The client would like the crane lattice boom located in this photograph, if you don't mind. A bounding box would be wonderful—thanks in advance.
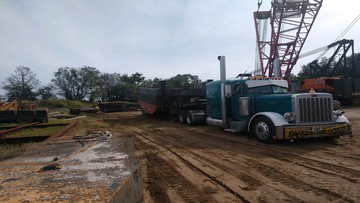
[254,0,323,79]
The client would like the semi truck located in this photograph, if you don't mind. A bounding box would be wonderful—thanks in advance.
[138,56,352,143]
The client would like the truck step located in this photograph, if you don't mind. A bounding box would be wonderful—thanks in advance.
[224,128,241,133]
[224,121,247,133]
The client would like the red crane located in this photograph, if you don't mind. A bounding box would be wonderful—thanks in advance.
[254,0,323,79]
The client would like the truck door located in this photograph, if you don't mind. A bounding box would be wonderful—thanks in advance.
[230,83,250,121]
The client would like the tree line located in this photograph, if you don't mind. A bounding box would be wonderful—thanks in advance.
[1,53,359,102]
[297,53,360,81]
[1,66,204,102]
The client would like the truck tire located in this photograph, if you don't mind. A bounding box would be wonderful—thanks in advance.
[179,110,186,124]
[251,116,275,143]
[186,111,194,125]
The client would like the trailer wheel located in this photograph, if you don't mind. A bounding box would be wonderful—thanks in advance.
[186,111,194,125]
[251,116,275,143]
[179,110,186,123]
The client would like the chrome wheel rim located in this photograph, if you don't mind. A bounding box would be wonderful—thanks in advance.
[255,121,269,140]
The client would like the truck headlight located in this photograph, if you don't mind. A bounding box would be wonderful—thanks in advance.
[333,110,345,118]
[284,112,295,122]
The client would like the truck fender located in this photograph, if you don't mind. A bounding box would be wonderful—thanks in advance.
[335,115,350,124]
[248,112,288,132]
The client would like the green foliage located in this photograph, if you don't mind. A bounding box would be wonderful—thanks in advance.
[108,83,137,102]
[2,64,204,103]
[99,72,144,102]
[52,66,101,101]
[138,74,204,89]
[166,74,203,88]
[298,53,360,80]
[37,85,56,100]
[141,77,162,87]
[51,68,145,102]
[121,72,145,86]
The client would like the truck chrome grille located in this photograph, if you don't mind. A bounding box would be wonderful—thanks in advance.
[294,94,334,125]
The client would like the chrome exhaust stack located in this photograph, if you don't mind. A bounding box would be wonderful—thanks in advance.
[218,56,227,128]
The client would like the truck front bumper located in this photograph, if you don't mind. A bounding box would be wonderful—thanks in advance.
[276,123,352,140]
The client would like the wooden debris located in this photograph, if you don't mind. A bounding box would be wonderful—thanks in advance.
[45,121,79,141]
[0,122,39,137]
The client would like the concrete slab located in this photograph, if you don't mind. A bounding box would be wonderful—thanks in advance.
[0,134,142,202]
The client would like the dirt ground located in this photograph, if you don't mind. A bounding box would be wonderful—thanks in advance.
[91,106,360,203]
[2,106,359,203]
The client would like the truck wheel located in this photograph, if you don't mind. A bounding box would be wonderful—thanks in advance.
[179,110,186,123]
[186,111,194,125]
[251,116,275,143]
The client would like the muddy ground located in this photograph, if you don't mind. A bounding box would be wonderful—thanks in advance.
[2,107,359,203]
[93,106,359,203]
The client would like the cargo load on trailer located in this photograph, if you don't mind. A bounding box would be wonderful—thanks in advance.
[138,80,206,119]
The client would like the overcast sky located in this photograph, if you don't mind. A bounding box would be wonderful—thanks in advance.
[0,0,359,90]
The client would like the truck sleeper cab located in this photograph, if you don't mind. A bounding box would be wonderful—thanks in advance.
[205,78,352,143]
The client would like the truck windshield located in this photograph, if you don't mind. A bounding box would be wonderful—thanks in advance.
[272,86,288,94]
[249,85,288,94]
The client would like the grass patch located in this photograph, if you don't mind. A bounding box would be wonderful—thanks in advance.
[0,123,18,128]
[5,126,64,138]
[0,119,71,129]
[36,99,97,110]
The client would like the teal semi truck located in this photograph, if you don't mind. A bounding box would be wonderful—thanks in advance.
[138,56,352,143]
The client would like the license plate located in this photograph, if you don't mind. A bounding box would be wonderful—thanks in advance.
[311,126,322,132]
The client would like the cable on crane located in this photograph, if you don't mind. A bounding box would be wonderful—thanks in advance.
[334,13,360,42]
[257,0,262,11]
[299,13,360,60]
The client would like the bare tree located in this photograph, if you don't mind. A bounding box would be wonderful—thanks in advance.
[2,66,40,102]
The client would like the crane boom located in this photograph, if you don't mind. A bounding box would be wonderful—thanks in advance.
[254,0,323,79]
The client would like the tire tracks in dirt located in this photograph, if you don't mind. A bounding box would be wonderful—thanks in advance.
[184,127,360,180]
[111,113,359,202]
[180,127,360,202]
[131,124,357,202]
[132,127,244,202]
